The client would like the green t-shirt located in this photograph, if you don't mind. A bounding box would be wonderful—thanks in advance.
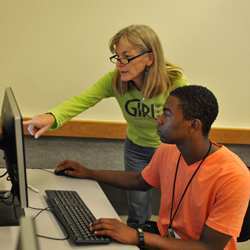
[49,70,187,148]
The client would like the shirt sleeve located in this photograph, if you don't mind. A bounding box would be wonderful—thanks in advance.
[48,71,115,129]
[206,168,250,237]
[141,145,165,188]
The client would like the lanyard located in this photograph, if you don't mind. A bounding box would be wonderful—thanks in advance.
[168,142,212,237]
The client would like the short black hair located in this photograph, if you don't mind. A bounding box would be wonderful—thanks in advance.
[170,85,219,136]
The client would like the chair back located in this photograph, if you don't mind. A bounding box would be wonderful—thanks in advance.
[237,201,250,242]
[237,165,250,242]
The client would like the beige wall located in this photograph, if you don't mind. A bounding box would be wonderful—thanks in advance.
[0,0,249,129]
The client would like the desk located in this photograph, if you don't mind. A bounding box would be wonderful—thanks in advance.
[0,169,137,250]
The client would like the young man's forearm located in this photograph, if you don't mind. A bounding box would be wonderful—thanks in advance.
[85,169,146,190]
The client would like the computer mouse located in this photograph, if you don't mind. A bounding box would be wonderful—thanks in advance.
[54,168,72,176]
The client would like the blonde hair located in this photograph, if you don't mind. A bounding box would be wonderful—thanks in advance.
[109,25,183,98]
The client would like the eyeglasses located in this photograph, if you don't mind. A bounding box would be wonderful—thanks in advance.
[109,50,152,65]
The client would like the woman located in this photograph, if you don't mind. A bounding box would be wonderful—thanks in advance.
[25,24,187,228]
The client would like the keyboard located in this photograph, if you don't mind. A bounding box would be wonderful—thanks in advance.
[45,190,111,245]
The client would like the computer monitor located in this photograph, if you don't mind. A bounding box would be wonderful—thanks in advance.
[16,216,40,250]
[0,87,28,226]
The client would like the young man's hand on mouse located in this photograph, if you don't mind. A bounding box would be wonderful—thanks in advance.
[55,160,92,178]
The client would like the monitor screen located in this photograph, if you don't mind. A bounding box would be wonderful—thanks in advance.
[0,87,28,226]
[16,216,40,250]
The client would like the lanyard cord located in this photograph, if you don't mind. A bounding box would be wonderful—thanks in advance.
[169,141,212,229]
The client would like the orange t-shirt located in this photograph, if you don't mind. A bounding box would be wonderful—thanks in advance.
[142,143,250,250]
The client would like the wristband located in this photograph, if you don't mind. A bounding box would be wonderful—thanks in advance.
[137,227,145,249]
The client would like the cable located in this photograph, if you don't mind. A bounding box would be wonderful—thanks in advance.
[32,207,49,220]
[29,206,50,211]
[27,169,69,241]
[0,170,7,178]
[37,168,54,174]
[28,185,39,193]
[36,233,69,241]
[31,206,69,241]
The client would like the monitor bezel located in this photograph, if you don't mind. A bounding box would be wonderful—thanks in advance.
[12,89,28,208]
[0,87,28,210]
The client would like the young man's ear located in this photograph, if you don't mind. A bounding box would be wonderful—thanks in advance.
[191,119,202,131]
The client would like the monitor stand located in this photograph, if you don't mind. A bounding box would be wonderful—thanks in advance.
[0,191,24,226]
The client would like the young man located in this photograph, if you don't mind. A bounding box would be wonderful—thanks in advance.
[55,85,250,250]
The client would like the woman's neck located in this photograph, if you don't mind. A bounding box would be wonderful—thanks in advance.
[131,75,144,90]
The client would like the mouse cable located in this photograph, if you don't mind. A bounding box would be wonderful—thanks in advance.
[37,168,54,174]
